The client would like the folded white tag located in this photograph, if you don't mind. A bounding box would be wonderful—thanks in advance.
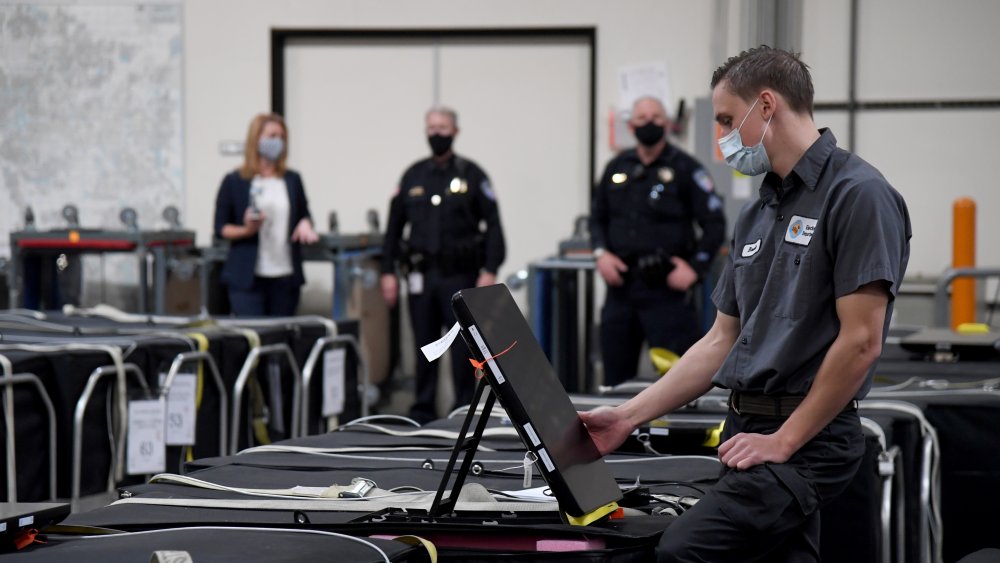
[420,321,461,362]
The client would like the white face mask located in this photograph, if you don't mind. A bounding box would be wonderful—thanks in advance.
[258,137,285,162]
[717,97,772,176]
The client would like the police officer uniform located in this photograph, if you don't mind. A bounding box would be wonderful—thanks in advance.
[382,154,505,422]
[658,129,911,562]
[591,145,726,386]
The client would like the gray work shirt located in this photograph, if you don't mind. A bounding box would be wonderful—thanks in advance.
[711,129,911,398]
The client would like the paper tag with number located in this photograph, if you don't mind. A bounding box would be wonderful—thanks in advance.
[407,271,424,295]
[322,348,346,417]
[158,373,197,446]
[127,398,166,475]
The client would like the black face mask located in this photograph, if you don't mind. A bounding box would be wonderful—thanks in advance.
[428,134,454,156]
[634,121,665,147]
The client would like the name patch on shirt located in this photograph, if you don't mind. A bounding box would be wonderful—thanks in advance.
[785,215,817,246]
[741,238,761,258]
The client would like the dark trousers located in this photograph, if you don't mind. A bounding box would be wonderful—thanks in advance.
[600,276,698,386]
[657,409,865,562]
[407,269,478,423]
[228,275,301,317]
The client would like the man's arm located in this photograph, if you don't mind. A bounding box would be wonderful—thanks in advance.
[581,310,740,455]
[718,280,890,469]
[474,171,506,275]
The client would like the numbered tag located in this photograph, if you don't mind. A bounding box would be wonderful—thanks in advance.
[127,398,166,475]
[322,348,346,417]
[407,271,424,295]
[159,373,197,446]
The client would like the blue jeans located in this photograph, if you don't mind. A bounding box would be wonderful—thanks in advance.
[228,275,301,317]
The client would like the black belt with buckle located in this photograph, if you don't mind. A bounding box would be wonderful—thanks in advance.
[728,392,859,417]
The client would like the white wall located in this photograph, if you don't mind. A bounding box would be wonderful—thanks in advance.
[183,0,720,314]
[802,0,1000,279]
[1,0,984,310]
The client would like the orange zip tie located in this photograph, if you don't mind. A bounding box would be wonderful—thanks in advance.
[469,340,517,380]
[14,529,43,550]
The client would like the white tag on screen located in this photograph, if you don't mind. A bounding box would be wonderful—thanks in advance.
[468,325,506,384]
[420,321,461,362]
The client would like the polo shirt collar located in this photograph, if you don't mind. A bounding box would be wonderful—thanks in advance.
[758,128,836,207]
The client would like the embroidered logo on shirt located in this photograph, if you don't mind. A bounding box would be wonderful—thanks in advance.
[785,215,818,246]
[741,239,761,258]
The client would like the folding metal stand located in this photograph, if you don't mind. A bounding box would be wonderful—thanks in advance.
[429,377,497,517]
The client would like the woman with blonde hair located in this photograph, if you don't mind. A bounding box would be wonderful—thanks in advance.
[213,113,318,316]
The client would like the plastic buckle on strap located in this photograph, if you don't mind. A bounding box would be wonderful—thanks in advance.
[727,392,741,415]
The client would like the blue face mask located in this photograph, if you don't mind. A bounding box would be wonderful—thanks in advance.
[717,97,772,176]
[258,137,285,162]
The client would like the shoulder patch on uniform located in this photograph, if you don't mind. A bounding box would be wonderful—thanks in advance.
[481,179,496,201]
[693,168,715,193]
[708,194,722,211]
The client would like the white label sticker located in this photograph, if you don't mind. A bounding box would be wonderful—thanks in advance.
[741,238,761,258]
[18,516,33,528]
[127,398,166,475]
[785,215,818,246]
[322,348,346,417]
[0,523,6,533]
[407,271,424,295]
[468,325,505,384]
[159,373,197,446]
[523,422,541,447]
[420,322,460,362]
[537,447,555,472]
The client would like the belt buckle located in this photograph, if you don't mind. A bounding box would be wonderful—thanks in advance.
[728,392,742,415]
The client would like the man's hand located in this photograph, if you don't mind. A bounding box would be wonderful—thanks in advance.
[718,432,794,470]
[667,257,698,291]
[476,272,497,287]
[596,251,628,286]
[291,218,319,244]
[380,274,399,308]
[578,406,633,456]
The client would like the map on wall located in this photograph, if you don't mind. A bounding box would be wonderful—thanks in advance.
[0,2,183,276]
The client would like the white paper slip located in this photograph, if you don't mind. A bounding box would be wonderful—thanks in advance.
[322,348,346,417]
[159,372,197,446]
[127,398,166,475]
[420,321,461,362]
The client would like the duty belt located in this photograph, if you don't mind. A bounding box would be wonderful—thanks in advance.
[727,392,859,417]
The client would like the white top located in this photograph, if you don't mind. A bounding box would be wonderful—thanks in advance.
[251,175,293,277]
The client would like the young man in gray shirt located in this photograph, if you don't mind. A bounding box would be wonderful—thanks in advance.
[581,46,911,562]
